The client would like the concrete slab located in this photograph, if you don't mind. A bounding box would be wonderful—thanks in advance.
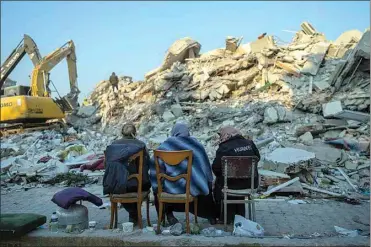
[333,110,370,123]
[322,101,343,118]
[264,148,315,174]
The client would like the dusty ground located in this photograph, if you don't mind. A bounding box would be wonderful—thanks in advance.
[1,184,370,246]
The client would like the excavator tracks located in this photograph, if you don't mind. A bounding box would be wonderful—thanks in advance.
[0,120,66,138]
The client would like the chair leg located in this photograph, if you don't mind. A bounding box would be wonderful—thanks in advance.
[224,200,227,232]
[194,197,198,224]
[252,199,256,222]
[185,202,190,234]
[157,201,163,234]
[137,200,143,229]
[247,196,252,220]
[146,196,151,227]
[220,200,223,220]
[114,202,118,229]
[110,201,114,229]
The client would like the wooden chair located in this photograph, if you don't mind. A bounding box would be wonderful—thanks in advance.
[109,150,151,229]
[221,156,258,231]
[153,150,197,234]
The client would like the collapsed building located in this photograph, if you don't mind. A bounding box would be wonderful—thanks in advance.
[1,22,370,199]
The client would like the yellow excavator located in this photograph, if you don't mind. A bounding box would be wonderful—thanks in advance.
[0,39,80,134]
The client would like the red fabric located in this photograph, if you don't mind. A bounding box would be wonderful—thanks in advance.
[80,157,105,172]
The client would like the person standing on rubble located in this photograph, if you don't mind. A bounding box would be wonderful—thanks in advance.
[149,122,218,225]
[212,126,260,224]
[109,72,119,93]
[103,123,151,226]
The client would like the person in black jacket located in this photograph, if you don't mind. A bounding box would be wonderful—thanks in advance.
[212,126,260,224]
[111,123,151,225]
[109,72,119,92]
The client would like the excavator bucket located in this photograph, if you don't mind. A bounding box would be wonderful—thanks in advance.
[54,94,79,112]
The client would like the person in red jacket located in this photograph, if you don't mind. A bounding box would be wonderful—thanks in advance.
[212,126,260,224]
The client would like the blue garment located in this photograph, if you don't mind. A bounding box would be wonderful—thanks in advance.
[103,142,146,195]
[149,136,213,197]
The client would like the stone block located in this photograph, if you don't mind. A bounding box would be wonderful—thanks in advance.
[264,148,315,174]
[322,101,343,118]
[263,107,278,124]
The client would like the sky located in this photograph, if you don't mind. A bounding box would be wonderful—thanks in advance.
[1,1,370,100]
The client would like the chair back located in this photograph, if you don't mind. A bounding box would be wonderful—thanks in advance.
[221,156,258,189]
[127,150,144,194]
[104,149,144,195]
[153,150,193,199]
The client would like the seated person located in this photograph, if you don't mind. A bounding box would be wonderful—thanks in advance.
[103,123,151,225]
[149,123,217,225]
[212,126,260,224]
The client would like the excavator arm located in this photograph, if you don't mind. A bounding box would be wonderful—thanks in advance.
[0,34,44,88]
[31,40,80,109]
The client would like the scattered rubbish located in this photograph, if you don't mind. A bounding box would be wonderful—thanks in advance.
[337,168,358,192]
[343,197,361,205]
[94,202,110,209]
[49,212,59,233]
[201,227,228,237]
[170,222,183,236]
[311,232,321,237]
[262,177,300,197]
[233,215,264,237]
[334,226,359,237]
[161,229,171,236]
[288,199,307,205]
[189,223,200,235]
[122,222,134,233]
[88,221,97,231]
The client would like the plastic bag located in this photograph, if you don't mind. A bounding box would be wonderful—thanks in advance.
[233,215,264,237]
[334,226,359,237]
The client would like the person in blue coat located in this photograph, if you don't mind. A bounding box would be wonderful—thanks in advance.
[149,123,217,225]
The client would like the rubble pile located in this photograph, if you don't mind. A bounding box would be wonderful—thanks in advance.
[1,22,370,199]
[86,23,369,122]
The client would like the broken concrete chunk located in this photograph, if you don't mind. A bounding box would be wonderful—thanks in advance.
[276,61,301,77]
[67,127,77,135]
[76,105,97,118]
[275,106,292,122]
[298,132,314,146]
[333,110,370,124]
[313,80,330,92]
[170,104,183,118]
[345,161,358,171]
[322,101,343,118]
[301,22,317,35]
[263,107,278,124]
[162,110,176,122]
[301,42,330,76]
[250,36,275,53]
[216,84,230,96]
[264,148,315,174]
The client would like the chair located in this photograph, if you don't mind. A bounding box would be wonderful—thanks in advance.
[221,156,258,231]
[109,150,151,229]
[153,150,198,234]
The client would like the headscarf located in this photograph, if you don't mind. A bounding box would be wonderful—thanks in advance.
[171,123,190,137]
[121,123,136,139]
[218,126,242,144]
